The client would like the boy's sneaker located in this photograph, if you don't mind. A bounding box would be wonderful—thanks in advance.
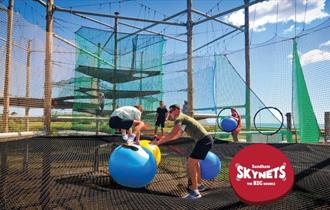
[127,134,136,143]
[182,191,202,199]
[188,184,207,192]
[126,140,134,145]
[122,135,128,141]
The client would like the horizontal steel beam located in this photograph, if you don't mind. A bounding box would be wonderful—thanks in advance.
[192,9,243,31]
[194,0,266,26]
[55,6,186,26]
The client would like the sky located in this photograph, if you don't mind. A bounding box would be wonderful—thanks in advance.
[0,0,330,124]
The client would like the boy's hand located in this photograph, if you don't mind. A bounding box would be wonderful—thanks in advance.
[150,140,159,145]
[143,123,150,130]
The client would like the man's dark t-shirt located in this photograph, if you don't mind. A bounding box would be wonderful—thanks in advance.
[156,107,168,123]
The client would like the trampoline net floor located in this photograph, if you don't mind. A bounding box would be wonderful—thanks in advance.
[0,136,329,210]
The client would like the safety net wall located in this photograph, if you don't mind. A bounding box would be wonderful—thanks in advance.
[0,3,86,134]
[0,136,329,209]
[0,2,165,134]
[0,4,46,133]
[211,18,330,143]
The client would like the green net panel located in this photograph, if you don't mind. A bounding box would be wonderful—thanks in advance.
[71,27,165,132]
[292,40,320,143]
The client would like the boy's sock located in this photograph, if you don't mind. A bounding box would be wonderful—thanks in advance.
[121,130,128,141]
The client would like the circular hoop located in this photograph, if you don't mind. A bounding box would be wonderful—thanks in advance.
[217,107,240,132]
[253,106,284,136]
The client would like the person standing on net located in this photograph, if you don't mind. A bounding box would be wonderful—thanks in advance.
[97,92,105,115]
[182,100,188,115]
[154,100,168,137]
[151,104,214,199]
[109,105,147,145]
[231,108,241,142]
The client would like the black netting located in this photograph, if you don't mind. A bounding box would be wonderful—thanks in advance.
[0,136,329,209]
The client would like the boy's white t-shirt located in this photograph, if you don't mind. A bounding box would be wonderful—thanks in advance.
[111,106,141,121]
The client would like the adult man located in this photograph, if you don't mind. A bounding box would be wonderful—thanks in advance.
[109,105,145,145]
[151,104,214,199]
[154,101,168,136]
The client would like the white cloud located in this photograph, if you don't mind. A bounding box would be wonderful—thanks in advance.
[224,0,329,32]
[283,25,295,34]
[300,49,330,66]
[320,40,330,48]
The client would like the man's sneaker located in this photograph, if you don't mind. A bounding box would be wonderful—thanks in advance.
[182,191,202,199]
[188,184,207,192]
[198,184,207,192]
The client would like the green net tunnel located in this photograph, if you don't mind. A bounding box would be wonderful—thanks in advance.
[64,27,166,132]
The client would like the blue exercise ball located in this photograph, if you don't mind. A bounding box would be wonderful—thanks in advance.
[220,117,238,132]
[109,144,157,188]
[200,151,221,180]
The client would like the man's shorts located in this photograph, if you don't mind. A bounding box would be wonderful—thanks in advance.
[190,135,214,160]
[109,116,133,130]
[155,119,165,128]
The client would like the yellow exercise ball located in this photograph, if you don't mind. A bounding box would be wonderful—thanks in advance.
[140,140,161,166]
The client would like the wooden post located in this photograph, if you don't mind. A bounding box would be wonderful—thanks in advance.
[187,0,194,117]
[25,40,32,131]
[113,12,119,110]
[44,0,54,135]
[285,112,292,130]
[2,0,14,132]
[325,112,330,142]
[244,0,251,141]
[285,112,293,143]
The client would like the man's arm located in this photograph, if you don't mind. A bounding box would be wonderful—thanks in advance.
[165,110,169,120]
[153,124,183,145]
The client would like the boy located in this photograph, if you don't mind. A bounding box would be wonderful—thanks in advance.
[109,105,145,145]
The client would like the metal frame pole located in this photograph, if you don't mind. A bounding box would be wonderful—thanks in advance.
[187,0,194,117]
[194,0,266,26]
[244,0,251,141]
[113,12,119,111]
[25,40,32,131]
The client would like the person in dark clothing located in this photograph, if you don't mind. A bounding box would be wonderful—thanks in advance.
[153,101,168,136]
[97,92,105,114]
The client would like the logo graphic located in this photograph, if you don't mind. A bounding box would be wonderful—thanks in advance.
[229,144,294,205]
